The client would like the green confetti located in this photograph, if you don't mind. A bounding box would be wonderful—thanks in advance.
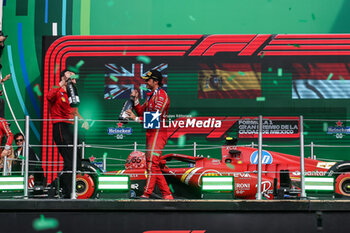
[260,52,265,58]
[189,15,196,21]
[238,71,245,76]
[256,97,266,102]
[188,110,199,117]
[168,140,175,145]
[103,152,108,159]
[109,75,118,82]
[226,163,235,169]
[228,75,235,81]
[293,44,300,48]
[168,184,175,193]
[90,120,95,128]
[67,66,79,73]
[273,80,278,85]
[166,23,172,28]
[18,155,25,160]
[76,60,85,68]
[323,122,328,132]
[304,123,310,129]
[327,73,333,80]
[268,67,273,72]
[107,0,114,6]
[57,231,62,233]
[140,86,148,91]
[32,215,59,231]
[53,85,59,88]
[178,135,186,148]
[303,132,309,135]
[311,13,316,21]
[339,75,345,82]
[289,7,292,11]
[136,56,151,64]
[123,50,126,55]
[33,85,42,97]
[70,75,79,80]
[277,68,283,77]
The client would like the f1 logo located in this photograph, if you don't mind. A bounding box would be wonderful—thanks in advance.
[143,111,161,129]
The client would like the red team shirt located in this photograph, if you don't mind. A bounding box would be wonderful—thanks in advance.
[47,87,77,124]
[0,117,13,152]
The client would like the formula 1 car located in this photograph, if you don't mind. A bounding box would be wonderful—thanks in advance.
[77,138,350,199]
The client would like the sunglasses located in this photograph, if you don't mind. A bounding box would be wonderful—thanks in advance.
[15,139,24,143]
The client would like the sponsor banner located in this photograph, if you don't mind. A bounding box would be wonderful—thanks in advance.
[107,127,133,135]
[165,116,299,139]
[238,117,299,138]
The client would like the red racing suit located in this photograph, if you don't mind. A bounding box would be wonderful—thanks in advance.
[0,117,13,153]
[134,88,172,197]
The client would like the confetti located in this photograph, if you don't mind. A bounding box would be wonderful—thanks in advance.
[33,84,42,97]
[107,0,114,6]
[166,23,172,28]
[238,71,245,76]
[268,67,273,72]
[303,132,309,135]
[304,123,310,129]
[140,86,148,91]
[53,85,59,88]
[123,50,126,55]
[260,52,265,58]
[67,66,79,73]
[228,75,235,81]
[323,122,328,132]
[189,15,196,21]
[256,97,266,102]
[327,73,333,80]
[188,110,199,117]
[226,163,235,169]
[90,120,95,128]
[32,215,59,231]
[103,152,108,159]
[293,44,300,48]
[277,68,283,77]
[168,184,175,193]
[311,13,316,21]
[178,135,186,148]
[109,75,118,82]
[70,75,79,79]
[18,155,26,160]
[76,60,85,68]
[273,80,278,85]
[289,7,292,11]
[168,140,174,145]
[339,75,345,82]
[136,56,151,64]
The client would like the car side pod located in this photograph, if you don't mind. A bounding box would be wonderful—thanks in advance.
[200,176,234,199]
[97,175,130,199]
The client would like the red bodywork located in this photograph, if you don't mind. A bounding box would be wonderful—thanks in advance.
[111,145,335,199]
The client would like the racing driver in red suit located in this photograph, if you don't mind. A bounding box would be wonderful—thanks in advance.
[126,69,173,200]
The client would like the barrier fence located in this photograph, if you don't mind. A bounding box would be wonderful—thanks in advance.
[0,115,349,200]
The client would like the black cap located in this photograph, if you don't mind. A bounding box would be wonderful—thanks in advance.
[141,70,163,86]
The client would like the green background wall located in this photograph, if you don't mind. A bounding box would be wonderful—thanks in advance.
[2,0,350,170]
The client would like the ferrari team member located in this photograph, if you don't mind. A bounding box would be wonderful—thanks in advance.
[0,117,13,165]
[126,69,173,200]
[47,69,89,198]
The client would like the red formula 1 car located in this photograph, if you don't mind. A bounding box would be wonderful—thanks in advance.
[83,138,350,199]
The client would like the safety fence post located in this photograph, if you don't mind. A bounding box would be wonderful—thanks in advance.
[71,116,79,199]
[24,115,30,199]
[256,115,263,200]
[300,115,306,198]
